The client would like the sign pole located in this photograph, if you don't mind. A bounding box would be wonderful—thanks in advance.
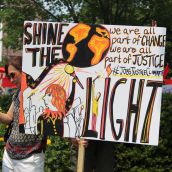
[77,139,85,172]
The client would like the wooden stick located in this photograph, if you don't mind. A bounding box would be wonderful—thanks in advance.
[77,139,85,172]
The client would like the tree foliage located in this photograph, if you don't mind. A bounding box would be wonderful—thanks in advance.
[0,0,51,49]
[45,136,74,172]
[1,0,172,65]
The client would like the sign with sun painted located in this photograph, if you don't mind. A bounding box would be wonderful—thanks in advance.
[20,21,166,145]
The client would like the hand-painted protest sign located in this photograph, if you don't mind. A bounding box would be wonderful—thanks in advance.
[20,21,166,145]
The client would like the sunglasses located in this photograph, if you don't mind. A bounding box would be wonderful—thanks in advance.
[7,72,17,79]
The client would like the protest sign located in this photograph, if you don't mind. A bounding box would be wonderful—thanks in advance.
[20,21,166,145]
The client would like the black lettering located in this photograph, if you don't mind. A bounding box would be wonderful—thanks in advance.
[24,23,32,45]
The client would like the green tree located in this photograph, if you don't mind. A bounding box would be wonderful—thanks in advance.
[45,137,74,172]
[1,0,172,65]
[0,0,52,49]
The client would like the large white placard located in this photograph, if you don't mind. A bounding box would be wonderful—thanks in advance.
[20,21,166,145]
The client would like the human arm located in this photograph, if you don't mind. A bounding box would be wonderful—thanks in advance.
[0,102,14,124]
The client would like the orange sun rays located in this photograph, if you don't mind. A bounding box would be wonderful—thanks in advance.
[29,64,71,97]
